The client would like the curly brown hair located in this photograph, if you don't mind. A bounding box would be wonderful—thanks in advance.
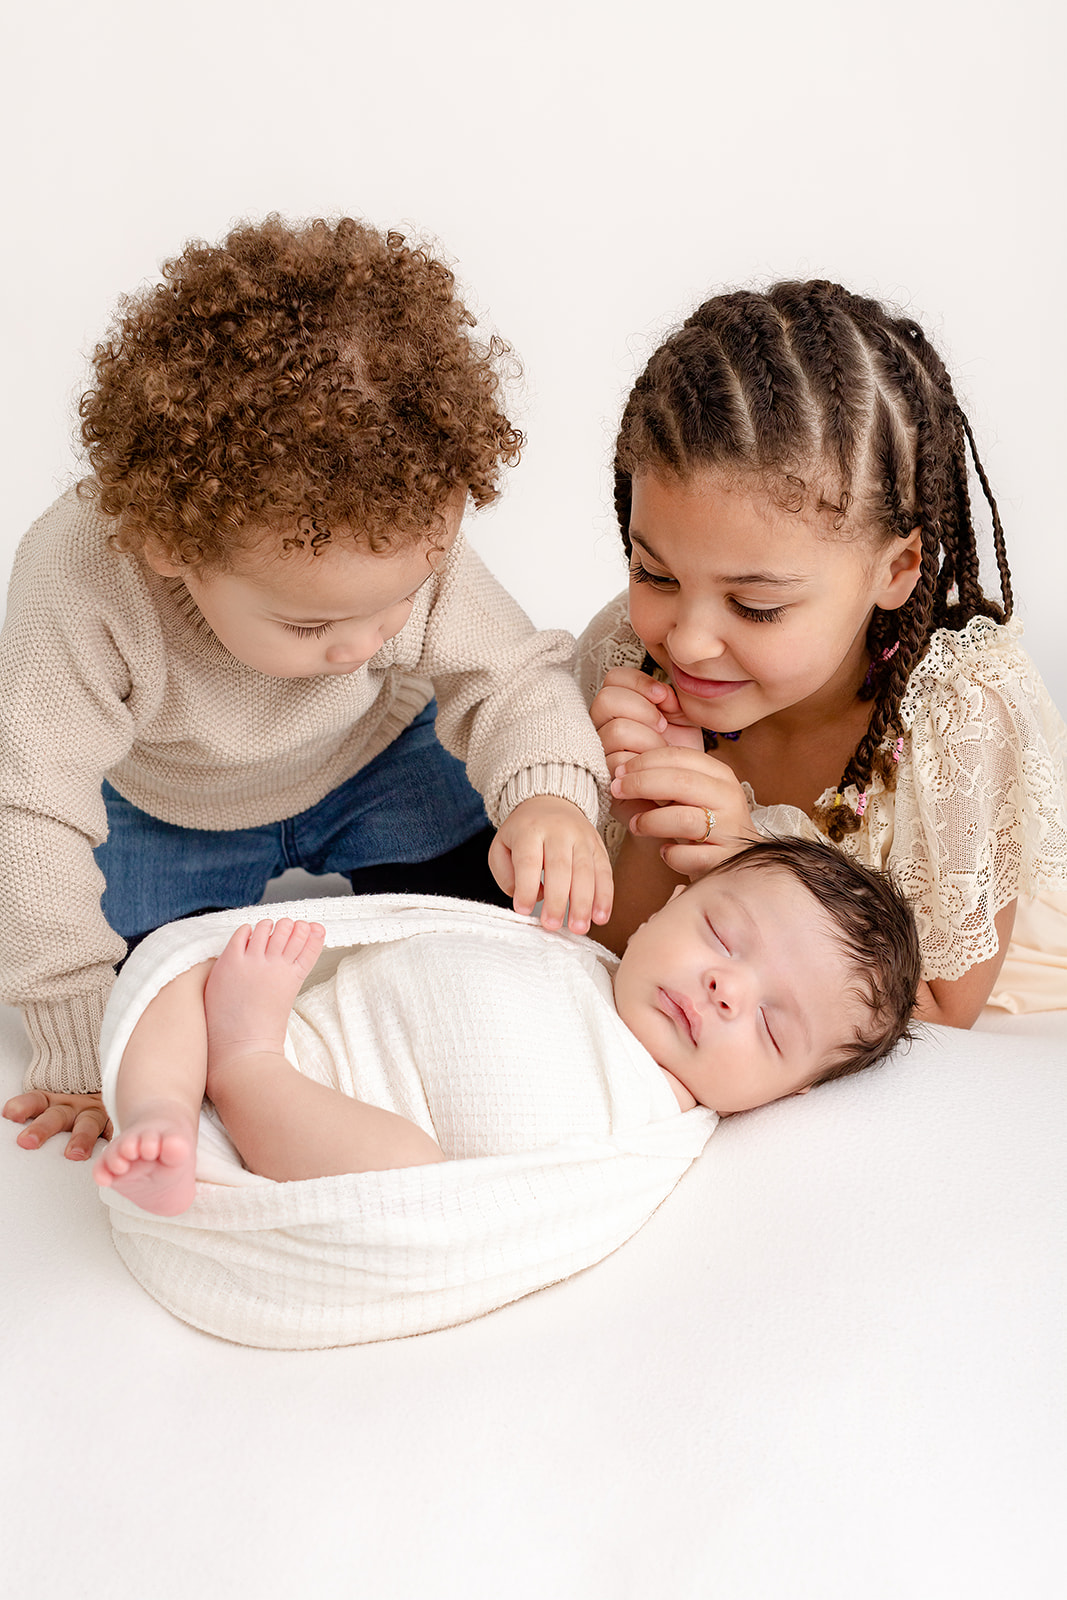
[614,281,1012,841]
[79,215,523,566]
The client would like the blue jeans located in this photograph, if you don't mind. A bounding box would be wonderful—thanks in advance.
[95,700,501,946]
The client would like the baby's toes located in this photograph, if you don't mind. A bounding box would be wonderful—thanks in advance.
[137,1129,162,1163]
[101,1144,131,1177]
[158,1130,191,1167]
[263,918,295,958]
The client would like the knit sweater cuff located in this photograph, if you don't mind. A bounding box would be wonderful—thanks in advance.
[496,765,603,830]
[22,989,109,1094]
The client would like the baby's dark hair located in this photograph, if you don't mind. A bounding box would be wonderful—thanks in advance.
[615,281,1013,840]
[706,836,921,1085]
[79,215,523,568]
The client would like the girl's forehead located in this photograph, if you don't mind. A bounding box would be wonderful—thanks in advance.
[630,470,874,571]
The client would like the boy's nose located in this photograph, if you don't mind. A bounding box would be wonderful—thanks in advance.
[325,631,377,665]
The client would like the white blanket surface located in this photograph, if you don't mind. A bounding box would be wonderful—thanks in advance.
[98,896,716,1348]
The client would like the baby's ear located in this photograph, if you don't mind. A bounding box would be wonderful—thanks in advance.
[791,1084,813,1097]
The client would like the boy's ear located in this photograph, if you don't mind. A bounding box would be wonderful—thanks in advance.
[140,537,187,578]
[873,528,922,611]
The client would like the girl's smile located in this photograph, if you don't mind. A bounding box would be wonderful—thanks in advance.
[626,470,921,736]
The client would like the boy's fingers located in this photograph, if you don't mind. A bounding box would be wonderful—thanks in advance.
[507,841,545,917]
[537,842,573,929]
[3,1091,49,1123]
[560,854,595,934]
[15,1103,74,1148]
[65,1112,111,1160]
[487,835,517,897]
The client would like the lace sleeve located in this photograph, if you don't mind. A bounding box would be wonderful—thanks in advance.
[889,619,1067,981]
[574,592,644,711]
[574,592,646,857]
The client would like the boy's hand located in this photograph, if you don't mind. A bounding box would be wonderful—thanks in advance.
[3,1090,113,1160]
[609,746,761,879]
[590,668,704,826]
[489,796,613,935]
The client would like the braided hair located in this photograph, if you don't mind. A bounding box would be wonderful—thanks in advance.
[614,281,1012,841]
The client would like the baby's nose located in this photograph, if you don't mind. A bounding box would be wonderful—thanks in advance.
[707,968,753,1016]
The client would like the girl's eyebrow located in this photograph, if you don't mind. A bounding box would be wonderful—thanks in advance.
[629,532,807,589]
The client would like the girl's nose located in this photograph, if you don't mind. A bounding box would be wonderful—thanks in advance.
[667,612,725,669]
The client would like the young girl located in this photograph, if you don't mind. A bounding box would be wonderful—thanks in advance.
[580,280,1067,1027]
[1,216,611,1158]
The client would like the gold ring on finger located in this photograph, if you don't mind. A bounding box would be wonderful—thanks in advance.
[700,808,717,841]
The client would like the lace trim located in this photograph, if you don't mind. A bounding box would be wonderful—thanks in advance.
[579,600,1067,982]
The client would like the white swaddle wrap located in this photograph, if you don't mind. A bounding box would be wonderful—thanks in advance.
[99,896,717,1349]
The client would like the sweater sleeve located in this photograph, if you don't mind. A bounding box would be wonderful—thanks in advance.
[403,537,610,828]
[0,500,164,1091]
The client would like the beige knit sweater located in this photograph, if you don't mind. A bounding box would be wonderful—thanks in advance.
[0,490,608,1092]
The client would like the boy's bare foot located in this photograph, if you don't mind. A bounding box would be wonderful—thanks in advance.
[93,1106,199,1215]
[204,919,326,1083]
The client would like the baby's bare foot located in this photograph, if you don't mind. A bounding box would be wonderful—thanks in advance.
[93,1108,198,1216]
[204,919,326,1076]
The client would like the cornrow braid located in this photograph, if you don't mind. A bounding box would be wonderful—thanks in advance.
[614,280,1013,843]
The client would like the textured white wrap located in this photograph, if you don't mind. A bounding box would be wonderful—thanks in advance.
[98,896,717,1349]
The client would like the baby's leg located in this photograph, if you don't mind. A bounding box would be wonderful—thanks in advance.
[205,919,446,1180]
[93,960,214,1216]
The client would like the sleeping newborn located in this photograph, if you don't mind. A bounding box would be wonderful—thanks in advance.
[95,837,920,1216]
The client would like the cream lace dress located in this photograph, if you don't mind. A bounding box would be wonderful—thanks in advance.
[578,596,1067,1012]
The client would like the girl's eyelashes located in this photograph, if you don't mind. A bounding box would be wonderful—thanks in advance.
[629,562,676,589]
[282,622,333,639]
[729,600,787,623]
[704,915,731,955]
[629,564,787,622]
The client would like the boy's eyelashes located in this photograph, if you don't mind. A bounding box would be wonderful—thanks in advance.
[282,622,333,639]
[628,563,787,623]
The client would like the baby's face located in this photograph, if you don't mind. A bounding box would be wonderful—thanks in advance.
[613,863,866,1115]
[142,501,461,679]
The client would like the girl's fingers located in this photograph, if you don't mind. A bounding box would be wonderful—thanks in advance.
[600,719,668,761]
[629,804,744,844]
[591,684,669,735]
[662,841,747,877]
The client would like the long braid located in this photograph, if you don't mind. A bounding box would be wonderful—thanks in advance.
[614,279,1014,843]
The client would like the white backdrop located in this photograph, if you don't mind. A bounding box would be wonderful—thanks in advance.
[3,0,1064,708]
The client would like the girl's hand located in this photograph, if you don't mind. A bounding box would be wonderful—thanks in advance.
[610,746,760,879]
[3,1090,113,1160]
[590,668,704,824]
[489,795,614,935]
